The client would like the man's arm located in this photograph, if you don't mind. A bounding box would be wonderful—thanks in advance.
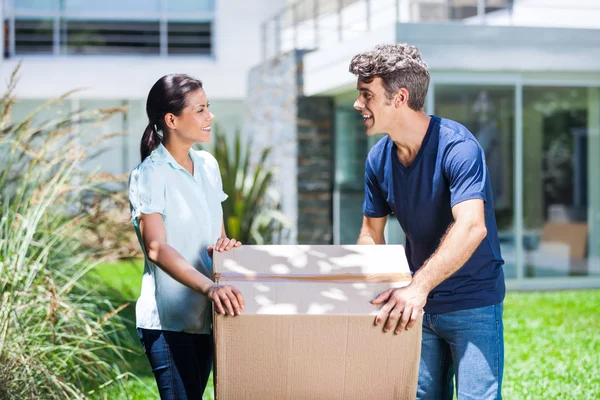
[371,198,487,333]
[357,216,388,245]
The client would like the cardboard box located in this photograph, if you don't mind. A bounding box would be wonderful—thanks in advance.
[213,245,422,400]
[540,222,588,259]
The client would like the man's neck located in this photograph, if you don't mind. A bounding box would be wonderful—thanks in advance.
[388,111,431,167]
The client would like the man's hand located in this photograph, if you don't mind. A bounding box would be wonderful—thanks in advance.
[371,284,427,334]
[208,237,242,259]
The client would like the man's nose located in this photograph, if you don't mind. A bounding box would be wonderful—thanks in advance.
[353,99,363,111]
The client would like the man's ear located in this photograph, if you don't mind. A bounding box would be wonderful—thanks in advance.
[395,88,409,108]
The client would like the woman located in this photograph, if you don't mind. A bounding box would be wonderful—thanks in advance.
[129,74,244,399]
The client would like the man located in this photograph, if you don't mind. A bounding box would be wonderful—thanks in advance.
[350,44,505,399]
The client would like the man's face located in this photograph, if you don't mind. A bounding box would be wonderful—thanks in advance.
[353,77,395,136]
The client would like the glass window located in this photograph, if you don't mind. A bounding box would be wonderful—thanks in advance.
[334,107,402,245]
[167,0,215,13]
[447,0,513,20]
[7,0,215,56]
[435,84,516,278]
[63,0,160,13]
[13,18,54,54]
[335,107,370,244]
[167,22,212,55]
[13,0,58,11]
[522,87,600,277]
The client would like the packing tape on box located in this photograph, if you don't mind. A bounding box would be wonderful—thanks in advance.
[214,272,412,284]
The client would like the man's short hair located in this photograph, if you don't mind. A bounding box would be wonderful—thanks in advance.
[349,44,430,111]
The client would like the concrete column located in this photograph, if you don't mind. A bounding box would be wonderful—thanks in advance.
[522,107,544,230]
[587,87,600,275]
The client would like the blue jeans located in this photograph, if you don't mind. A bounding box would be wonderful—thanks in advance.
[417,303,504,400]
[137,328,213,400]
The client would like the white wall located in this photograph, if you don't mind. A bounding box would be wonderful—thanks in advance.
[302,23,600,96]
[0,0,285,100]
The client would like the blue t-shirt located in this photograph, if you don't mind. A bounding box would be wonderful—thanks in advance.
[363,116,505,314]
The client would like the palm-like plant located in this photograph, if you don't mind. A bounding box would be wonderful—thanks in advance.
[206,125,289,244]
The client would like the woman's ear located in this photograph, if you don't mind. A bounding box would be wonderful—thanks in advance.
[164,113,177,130]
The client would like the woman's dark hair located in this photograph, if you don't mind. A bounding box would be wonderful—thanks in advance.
[140,74,203,161]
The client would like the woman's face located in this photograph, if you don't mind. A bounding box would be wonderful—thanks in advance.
[171,88,215,144]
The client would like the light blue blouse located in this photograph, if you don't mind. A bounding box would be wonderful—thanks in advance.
[129,143,227,334]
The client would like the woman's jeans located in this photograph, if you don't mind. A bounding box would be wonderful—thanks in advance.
[138,328,213,400]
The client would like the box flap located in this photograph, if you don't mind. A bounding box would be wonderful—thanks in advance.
[213,245,412,315]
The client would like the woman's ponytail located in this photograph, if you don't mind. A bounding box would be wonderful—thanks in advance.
[140,122,162,162]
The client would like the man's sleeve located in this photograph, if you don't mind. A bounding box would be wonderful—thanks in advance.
[362,158,392,218]
[444,138,488,208]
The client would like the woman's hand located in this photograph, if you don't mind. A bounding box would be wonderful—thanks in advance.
[208,237,242,259]
[205,284,244,316]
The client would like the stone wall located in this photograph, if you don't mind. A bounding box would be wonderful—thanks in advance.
[244,50,334,244]
[297,97,334,244]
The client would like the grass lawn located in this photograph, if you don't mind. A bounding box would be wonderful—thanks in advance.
[94,260,599,399]
[90,260,214,400]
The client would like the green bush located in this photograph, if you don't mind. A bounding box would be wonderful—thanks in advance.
[0,66,136,399]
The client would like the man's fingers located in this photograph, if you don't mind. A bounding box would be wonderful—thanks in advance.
[375,299,395,326]
[371,288,393,305]
[385,306,403,333]
[404,308,422,331]
[396,305,413,333]
[234,241,242,247]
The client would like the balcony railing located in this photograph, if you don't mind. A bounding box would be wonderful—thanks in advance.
[261,0,600,61]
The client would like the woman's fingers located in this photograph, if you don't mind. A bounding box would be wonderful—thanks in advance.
[210,285,243,316]
[220,292,234,316]
[232,286,244,311]
[224,238,237,251]
[214,238,242,252]
[211,292,225,315]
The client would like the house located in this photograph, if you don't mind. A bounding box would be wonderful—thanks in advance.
[0,0,285,175]
[246,0,600,289]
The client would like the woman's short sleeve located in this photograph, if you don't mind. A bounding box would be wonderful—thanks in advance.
[128,163,167,224]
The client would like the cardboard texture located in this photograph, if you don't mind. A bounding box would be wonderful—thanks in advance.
[213,245,422,400]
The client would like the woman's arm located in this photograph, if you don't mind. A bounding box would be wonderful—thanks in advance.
[139,213,244,316]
